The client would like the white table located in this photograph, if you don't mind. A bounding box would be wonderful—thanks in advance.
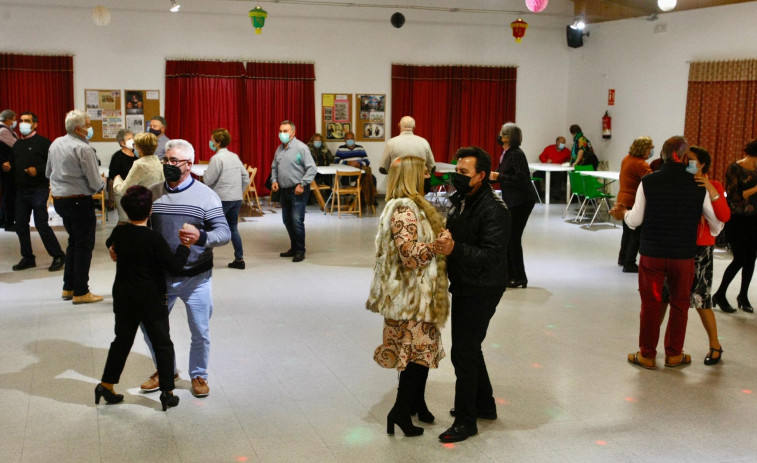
[528,163,574,205]
[435,162,456,174]
[315,165,363,213]
[190,164,209,177]
[581,170,619,181]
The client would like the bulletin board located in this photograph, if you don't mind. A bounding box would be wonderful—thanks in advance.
[84,89,122,142]
[355,94,386,142]
[321,93,352,141]
[124,89,161,134]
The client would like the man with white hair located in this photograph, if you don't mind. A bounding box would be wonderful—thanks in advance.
[0,109,18,231]
[137,139,230,397]
[46,109,104,304]
[379,116,435,175]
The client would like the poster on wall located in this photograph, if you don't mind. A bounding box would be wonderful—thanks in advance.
[322,93,352,141]
[125,90,161,131]
[84,89,122,142]
[356,94,385,142]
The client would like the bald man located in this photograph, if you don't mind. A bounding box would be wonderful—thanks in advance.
[379,116,435,175]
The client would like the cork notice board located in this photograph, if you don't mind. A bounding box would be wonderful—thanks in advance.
[321,93,352,142]
[124,89,161,135]
[85,89,122,142]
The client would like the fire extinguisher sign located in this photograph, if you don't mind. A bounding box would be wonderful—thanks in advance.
[608,89,615,106]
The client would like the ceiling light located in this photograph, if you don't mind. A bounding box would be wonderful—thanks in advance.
[658,0,676,12]
[170,0,181,12]
[570,19,585,30]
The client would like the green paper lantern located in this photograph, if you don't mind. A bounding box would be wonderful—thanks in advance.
[249,6,268,34]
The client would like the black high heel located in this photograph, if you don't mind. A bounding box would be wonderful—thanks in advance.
[386,409,423,436]
[159,390,180,411]
[712,293,737,313]
[94,384,124,405]
[737,295,754,313]
[507,279,528,288]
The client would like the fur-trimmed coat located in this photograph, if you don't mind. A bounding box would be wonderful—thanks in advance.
[366,198,449,326]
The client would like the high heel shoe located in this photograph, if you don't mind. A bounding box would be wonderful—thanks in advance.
[386,409,423,436]
[415,400,435,424]
[704,347,723,366]
[94,384,124,405]
[159,390,180,411]
[506,279,527,288]
[737,295,754,313]
[712,293,737,313]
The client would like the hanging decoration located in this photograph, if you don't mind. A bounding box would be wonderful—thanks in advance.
[391,12,405,28]
[92,5,112,26]
[525,0,548,13]
[249,6,268,34]
[510,18,528,42]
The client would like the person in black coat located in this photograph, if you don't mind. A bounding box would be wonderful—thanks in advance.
[94,185,195,411]
[434,146,511,443]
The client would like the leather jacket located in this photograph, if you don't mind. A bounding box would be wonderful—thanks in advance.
[446,182,511,294]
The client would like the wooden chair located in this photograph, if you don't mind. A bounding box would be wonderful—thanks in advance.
[92,175,107,225]
[244,166,262,212]
[331,170,362,218]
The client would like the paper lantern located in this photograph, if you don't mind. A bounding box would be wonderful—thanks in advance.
[249,6,268,34]
[510,18,528,43]
[92,6,111,26]
[391,12,405,28]
[658,0,676,12]
[525,0,548,13]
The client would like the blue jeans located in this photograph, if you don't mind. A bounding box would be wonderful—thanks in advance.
[53,196,96,296]
[142,270,213,380]
[280,185,310,252]
[15,188,64,260]
[222,200,243,260]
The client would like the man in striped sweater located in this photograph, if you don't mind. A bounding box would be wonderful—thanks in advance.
[139,139,230,397]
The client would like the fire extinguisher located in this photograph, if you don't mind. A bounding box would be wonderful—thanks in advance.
[602,111,612,139]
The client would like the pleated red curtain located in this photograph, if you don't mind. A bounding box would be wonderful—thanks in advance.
[165,60,246,163]
[243,62,315,193]
[0,53,73,140]
[391,65,517,167]
[684,59,757,183]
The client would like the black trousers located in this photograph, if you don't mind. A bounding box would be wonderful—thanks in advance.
[102,314,176,391]
[53,196,96,296]
[450,290,503,428]
[717,214,757,298]
[507,201,534,281]
[618,222,642,266]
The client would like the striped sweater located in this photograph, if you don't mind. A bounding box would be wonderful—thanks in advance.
[150,178,230,276]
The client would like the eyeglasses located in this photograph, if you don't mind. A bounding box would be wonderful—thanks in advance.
[164,157,190,166]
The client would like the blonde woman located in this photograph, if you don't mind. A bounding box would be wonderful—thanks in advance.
[112,132,164,224]
[366,156,449,437]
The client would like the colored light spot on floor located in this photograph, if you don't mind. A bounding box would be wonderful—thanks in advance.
[596,440,607,446]
[547,324,556,329]
[491,343,501,348]
[532,363,542,368]
[742,389,752,394]
[236,456,249,462]
[343,427,372,446]
[443,443,456,449]
[624,397,636,402]
[495,397,510,405]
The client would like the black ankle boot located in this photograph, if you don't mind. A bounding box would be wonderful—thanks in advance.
[737,295,754,313]
[387,408,423,436]
[387,365,424,436]
[713,293,737,313]
[159,390,180,411]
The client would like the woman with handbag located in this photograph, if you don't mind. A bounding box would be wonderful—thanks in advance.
[366,156,449,437]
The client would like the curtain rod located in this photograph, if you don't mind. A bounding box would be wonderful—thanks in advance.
[392,63,519,68]
[166,58,315,65]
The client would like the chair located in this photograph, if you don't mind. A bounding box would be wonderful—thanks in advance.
[563,171,585,218]
[530,176,543,204]
[243,166,262,212]
[577,173,615,227]
[574,165,594,171]
[430,172,452,206]
[92,175,107,226]
[331,170,362,218]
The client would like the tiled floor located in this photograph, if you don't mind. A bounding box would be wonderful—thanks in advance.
[1,199,756,462]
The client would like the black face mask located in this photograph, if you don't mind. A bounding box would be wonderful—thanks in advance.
[149,128,162,137]
[453,173,474,196]
[163,164,182,182]
[496,134,504,147]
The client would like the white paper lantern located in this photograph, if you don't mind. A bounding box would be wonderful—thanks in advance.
[92,6,111,26]
[657,0,676,12]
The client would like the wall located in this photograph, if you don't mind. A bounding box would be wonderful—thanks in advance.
[0,0,574,191]
[568,2,757,172]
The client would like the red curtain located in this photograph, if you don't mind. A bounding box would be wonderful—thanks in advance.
[243,62,315,194]
[391,65,516,168]
[684,59,757,184]
[0,53,73,140]
[165,60,246,163]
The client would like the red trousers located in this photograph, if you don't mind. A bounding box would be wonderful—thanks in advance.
[638,255,695,358]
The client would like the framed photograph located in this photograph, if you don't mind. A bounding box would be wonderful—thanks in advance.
[322,93,352,141]
[356,94,386,142]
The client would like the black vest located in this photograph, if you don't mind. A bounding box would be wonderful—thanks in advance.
[0,126,15,163]
[639,162,705,259]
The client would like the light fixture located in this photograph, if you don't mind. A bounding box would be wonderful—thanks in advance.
[169,0,181,12]
[569,19,585,30]
[658,0,676,12]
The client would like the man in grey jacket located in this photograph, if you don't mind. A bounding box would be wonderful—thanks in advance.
[271,120,317,262]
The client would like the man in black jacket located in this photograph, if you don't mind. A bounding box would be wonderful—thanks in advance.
[434,146,511,443]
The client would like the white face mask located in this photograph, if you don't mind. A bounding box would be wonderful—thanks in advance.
[125,139,135,150]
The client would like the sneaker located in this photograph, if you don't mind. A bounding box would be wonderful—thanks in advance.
[140,370,180,392]
[12,257,36,271]
[72,292,104,304]
[279,249,296,257]
[48,255,65,272]
[192,377,209,397]
[61,290,74,300]
[228,260,245,269]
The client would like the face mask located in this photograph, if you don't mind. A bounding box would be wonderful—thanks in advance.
[279,132,290,144]
[453,173,475,196]
[149,127,162,137]
[346,139,355,147]
[496,134,504,147]
[686,160,698,175]
[86,126,94,140]
[10,121,17,129]
[557,143,565,150]
[163,163,183,182]
[313,141,322,149]
[19,122,32,136]
[125,139,135,150]
[649,148,655,157]
[209,140,217,152]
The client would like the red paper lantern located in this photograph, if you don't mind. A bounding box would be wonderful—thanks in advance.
[510,18,528,43]
[525,0,548,13]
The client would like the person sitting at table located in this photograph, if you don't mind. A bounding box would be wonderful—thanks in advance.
[112,132,164,225]
[308,133,334,188]
[335,131,376,207]
[535,136,572,202]
[617,136,653,273]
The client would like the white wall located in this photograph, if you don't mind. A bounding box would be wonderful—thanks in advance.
[568,2,757,171]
